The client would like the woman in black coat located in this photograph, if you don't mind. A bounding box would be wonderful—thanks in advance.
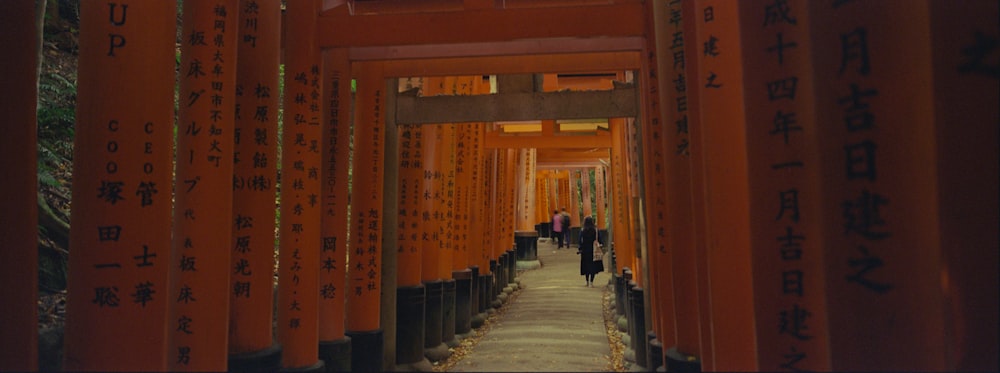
[577,216,605,287]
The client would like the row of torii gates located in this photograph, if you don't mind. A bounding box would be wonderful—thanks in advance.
[1,0,997,372]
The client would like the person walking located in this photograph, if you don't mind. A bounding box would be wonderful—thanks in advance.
[577,216,605,287]
[551,210,564,248]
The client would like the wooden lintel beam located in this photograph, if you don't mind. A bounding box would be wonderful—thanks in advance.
[318,2,645,48]
[537,149,610,163]
[396,87,637,124]
[350,37,645,61]
[380,52,641,77]
[536,161,606,170]
[484,133,612,149]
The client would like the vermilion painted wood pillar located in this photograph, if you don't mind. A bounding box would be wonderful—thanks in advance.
[169,1,239,371]
[65,3,176,370]
[319,47,352,370]
[516,149,538,231]
[228,0,281,369]
[609,118,635,274]
[438,121,459,349]
[0,2,40,370]
[681,0,713,368]
[581,170,594,221]
[568,169,581,229]
[419,79,449,362]
[641,3,677,369]
[736,1,831,370]
[809,1,997,370]
[692,0,761,370]
[503,148,519,252]
[653,0,703,369]
[437,123,457,281]
[276,0,323,371]
[595,166,608,231]
[928,2,998,370]
[346,61,386,371]
[396,115,429,366]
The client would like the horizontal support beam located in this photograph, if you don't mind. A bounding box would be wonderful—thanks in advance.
[380,52,641,77]
[536,148,610,163]
[395,87,637,124]
[319,2,645,48]
[350,37,645,61]
[536,161,607,169]
[484,132,612,149]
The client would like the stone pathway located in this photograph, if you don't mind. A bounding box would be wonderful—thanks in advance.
[449,239,614,372]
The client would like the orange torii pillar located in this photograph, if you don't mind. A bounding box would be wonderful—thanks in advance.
[515,148,538,231]
[346,61,386,372]
[0,2,40,370]
[809,1,998,370]
[451,123,474,340]
[275,0,324,371]
[536,171,552,231]
[652,0,704,370]
[484,148,501,309]
[581,169,594,222]
[418,79,450,363]
[471,147,493,328]
[640,2,677,369]
[514,148,540,264]
[568,169,581,246]
[680,0,715,368]
[609,117,639,363]
[731,1,834,371]
[495,148,518,302]
[319,47,352,371]
[454,114,486,341]
[595,166,609,232]
[63,3,175,370]
[169,1,239,371]
[395,118,432,370]
[927,2,998,370]
[689,1,761,370]
[227,0,282,370]
[439,122,459,350]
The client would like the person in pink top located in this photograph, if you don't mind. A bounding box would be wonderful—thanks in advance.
[551,210,564,248]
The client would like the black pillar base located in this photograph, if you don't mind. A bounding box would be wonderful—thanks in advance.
[345,330,383,373]
[453,270,473,336]
[470,267,485,328]
[423,280,449,362]
[318,337,351,373]
[280,360,326,373]
[228,344,282,373]
[630,285,648,369]
[442,279,458,347]
[472,273,489,327]
[647,333,663,372]
[506,249,516,284]
[613,273,625,316]
[665,347,702,373]
[396,285,425,365]
[495,255,506,294]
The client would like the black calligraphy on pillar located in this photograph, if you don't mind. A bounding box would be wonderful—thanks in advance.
[106,3,128,56]
[835,15,892,295]
[956,30,1000,78]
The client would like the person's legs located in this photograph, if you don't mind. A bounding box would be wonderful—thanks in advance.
[556,231,563,248]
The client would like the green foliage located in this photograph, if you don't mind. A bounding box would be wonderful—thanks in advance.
[37,72,76,141]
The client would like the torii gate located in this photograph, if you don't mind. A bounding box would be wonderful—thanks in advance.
[2,1,996,372]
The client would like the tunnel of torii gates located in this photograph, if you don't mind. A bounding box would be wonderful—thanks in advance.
[0,0,997,372]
